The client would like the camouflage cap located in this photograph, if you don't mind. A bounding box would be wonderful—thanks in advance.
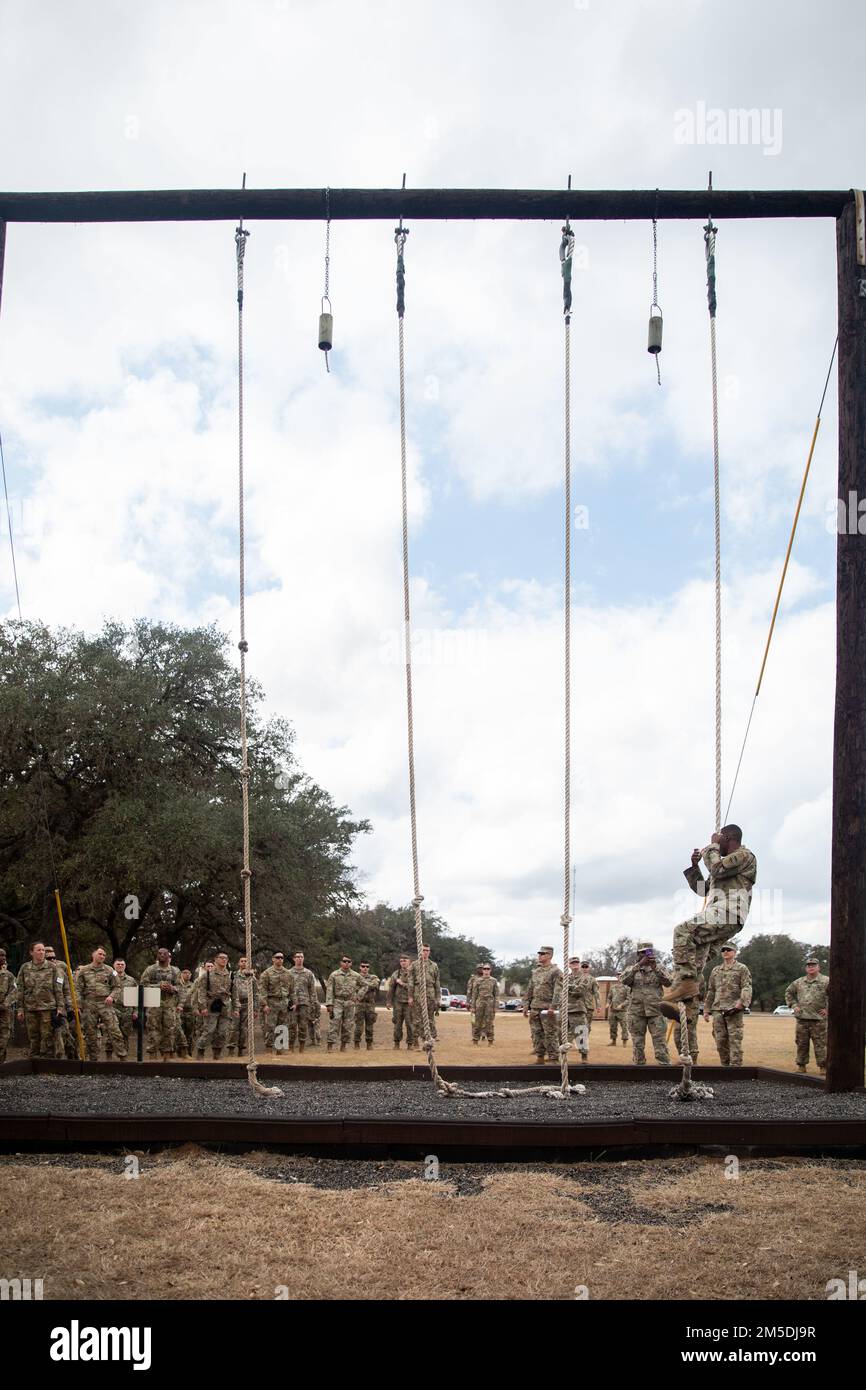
[637,941,654,951]
[537,946,554,954]
[720,943,737,952]
[805,956,819,965]
[568,955,581,964]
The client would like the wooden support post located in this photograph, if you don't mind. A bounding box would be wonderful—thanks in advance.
[0,219,6,316]
[828,198,866,1091]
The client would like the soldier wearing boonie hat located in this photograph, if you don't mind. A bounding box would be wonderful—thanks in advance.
[524,947,562,1064]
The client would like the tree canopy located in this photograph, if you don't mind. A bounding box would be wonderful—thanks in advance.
[0,619,369,969]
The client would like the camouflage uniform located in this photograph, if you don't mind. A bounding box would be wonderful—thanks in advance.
[139,963,182,1057]
[325,966,360,1049]
[353,972,381,1047]
[525,961,563,1061]
[674,844,757,982]
[620,959,671,1065]
[607,981,631,1044]
[552,972,594,1058]
[705,960,752,1066]
[193,965,236,1057]
[580,970,600,1033]
[106,971,137,1059]
[17,959,67,1058]
[259,964,294,1052]
[75,961,127,1060]
[175,976,195,1056]
[409,956,441,1041]
[387,966,415,1048]
[287,965,319,1050]
[0,965,17,1063]
[471,974,499,1043]
[229,970,257,1056]
[467,970,484,1008]
[785,974,829,1070]
[672,999,701,1064]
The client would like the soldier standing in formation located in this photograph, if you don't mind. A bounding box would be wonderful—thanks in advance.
[785,957,829,1074]
[552,956,593,1063]
[140,949,183,1061]
[409,945,441,1043]
[0,948,16,1064]
[175,969,195,1056]
[259,951,293,1054]
[288,951,319,1052]
[467,964,485,1006]
[353,961,380,1050]
[387,954,415,1049]
[75,947,127,1061]
[471,963,498,1046]
[230,957,256,1057]
[607,979,630,1047]
[325,955,359,1052]
[17,943,67,1059]
[704,943,752,1066]
[579,962,600,1035]
[106,958,137,1060]
[194,951,238,1059]
[525,947,563,1064]
[44,946,77,1059]
[620,943,671,1066]
[666,826,757,1004]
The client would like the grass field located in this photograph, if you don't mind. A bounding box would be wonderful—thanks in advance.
[7,1007,835,1072]
[2,1147,864,1301]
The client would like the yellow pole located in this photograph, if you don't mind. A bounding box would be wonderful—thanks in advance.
[54,889,85,1060]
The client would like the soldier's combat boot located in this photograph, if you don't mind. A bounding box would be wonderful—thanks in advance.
[487,1039,494,1046]
[662,978,699,1005]
[580,1053,588,1064]
[609,1040,616,1046]
[288,1042,295,1052]
[534,1055,545,1065]
[161,1052,172,1061]
[796,1063,806,1073]
[366,1041,373,1049]
[622,1038,628,1046]
[212,1048,222,1059]
[327,1042,334,1053]
[472,1038,479,1046]
[354,1041,361,1050]
[340,1041,347,1052]
[298,1042,305,1053]
[394,1043,400,1050]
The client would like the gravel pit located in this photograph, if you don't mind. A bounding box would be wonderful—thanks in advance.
[1,1074,865,1121]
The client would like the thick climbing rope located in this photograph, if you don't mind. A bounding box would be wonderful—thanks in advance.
[704,220,722,833]
[558,221,575,1097]
[234,216,282,1099]
[724,337,839,823]
[669,1001,714,1102]
[392,226,583,1103]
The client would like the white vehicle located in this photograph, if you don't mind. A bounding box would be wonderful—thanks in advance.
[440,988,452,1010]
[773,1005,795,1016]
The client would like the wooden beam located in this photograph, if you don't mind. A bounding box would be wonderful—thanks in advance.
[0,187,853,224]
[828,198,866,1091]
[0,220,5,316]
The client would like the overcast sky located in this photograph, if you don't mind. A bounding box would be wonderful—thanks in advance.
[1,0,863,962]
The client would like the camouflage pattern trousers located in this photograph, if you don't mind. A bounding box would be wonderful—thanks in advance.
[175,1008,195,1055]
[25,1008,64,1059]
[411,999,438,1041]
[145,1002,178,1056]
[712,1010,745,1066]
[289,1004,312,1048]
[672,903,743,982]
[629,1010,670,1065]
[472,1001,496,1042]
[263,1004,291,1050]
[392,999,414,1046]
[529,1008,558,1060]
[354,1002,377,1045]
[0,1006,12,1063]
[82,1001,127,1060]
[565,1012,588,1056]
[796,1018,827,1068]
[196,1008,232,1056]
[106,1007,136,1059]
[609,1009,629,1043]
[328,1000,355,1047]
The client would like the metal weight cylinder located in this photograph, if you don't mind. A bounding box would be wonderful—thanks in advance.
[647,310,663,355]
[318,312,333,352]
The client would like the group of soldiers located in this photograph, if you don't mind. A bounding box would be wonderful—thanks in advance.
[520,941,829,1072]
[0,940,448,1061]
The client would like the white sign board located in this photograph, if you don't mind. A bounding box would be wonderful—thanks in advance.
[122,986,138,1008]
[143,986,162,1009]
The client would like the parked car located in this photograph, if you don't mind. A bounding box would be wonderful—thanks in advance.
[503,998,522,1011]
[440,988,452,1010]
[448,994,470,1010]
[773,1005,795,1016]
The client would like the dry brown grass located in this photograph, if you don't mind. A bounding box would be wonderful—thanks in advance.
[8,1008,845,1074]
[2,1148,864,1301]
